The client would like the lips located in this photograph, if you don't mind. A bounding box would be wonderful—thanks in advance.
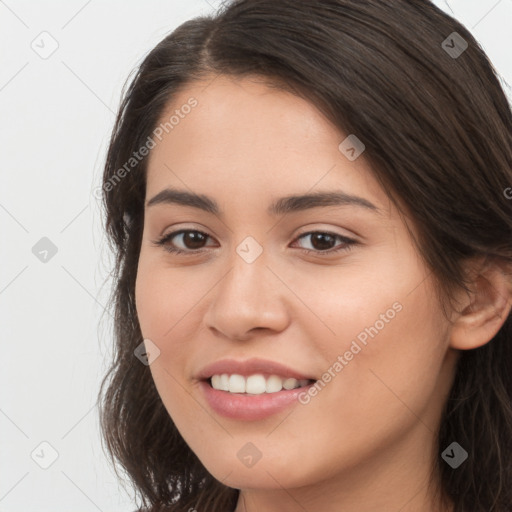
[196,357,318,420]
[196,357,317,382]
[199,379,316,420]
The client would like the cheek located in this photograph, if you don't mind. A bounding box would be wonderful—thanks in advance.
[311,274,448,442]
[135,267,206,451]
[135,258,204,340]
[289,254,448,436]
[135,259,210,415]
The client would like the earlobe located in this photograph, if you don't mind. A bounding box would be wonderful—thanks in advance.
[449,259,512,351]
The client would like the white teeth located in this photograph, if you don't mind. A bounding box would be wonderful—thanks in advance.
[219,374,229,391]
[283,378,298,390]
[210,373,312,394]
[228,374,246,393]
[265,375,283,393]
[211,375,221,389]
[246,374,267,394]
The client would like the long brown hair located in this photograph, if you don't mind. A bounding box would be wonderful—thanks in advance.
[97,1,512,510]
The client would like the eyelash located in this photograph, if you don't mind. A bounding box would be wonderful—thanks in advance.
[151,229,357,257]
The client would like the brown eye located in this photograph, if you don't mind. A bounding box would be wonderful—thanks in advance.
[308,233,336,251]
[294,231,357,255]
[179,231,208,249]
[153,230,214,254]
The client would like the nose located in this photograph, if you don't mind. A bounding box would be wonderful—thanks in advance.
[203,249,290,341]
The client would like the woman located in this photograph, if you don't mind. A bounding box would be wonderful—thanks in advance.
[98,1,512,511]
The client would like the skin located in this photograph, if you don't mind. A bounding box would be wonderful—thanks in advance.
[134,74,512,512]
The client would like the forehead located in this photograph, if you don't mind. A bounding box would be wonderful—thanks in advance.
[145,74,390,215]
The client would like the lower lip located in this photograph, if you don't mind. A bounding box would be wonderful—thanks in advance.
[199,380,314,421]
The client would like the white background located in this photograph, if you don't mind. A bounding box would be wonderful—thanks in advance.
[1,1,510,510]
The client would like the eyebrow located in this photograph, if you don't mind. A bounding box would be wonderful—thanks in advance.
[146,187,382,216]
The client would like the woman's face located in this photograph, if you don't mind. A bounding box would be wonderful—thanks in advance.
[135,75,459,496]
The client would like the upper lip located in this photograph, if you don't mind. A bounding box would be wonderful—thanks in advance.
[197,357,316,381]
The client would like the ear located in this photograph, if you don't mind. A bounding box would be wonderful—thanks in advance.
[449,257,512,350]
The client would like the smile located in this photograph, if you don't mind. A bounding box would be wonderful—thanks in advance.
[210,373,314,394]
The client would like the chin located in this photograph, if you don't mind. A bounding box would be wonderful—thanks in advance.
[197,448,317,490]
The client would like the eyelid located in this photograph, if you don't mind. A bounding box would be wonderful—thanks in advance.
[290,230,357,252]
[158,222,219,239]
[293,225,358,241]
[153,225,359,257]
[158,223,357,242]
[157,226,359,246]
